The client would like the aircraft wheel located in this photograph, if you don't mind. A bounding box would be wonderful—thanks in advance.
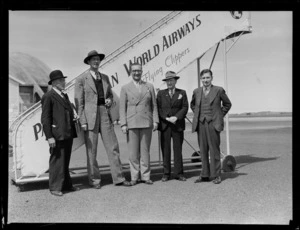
[221,155,236,172]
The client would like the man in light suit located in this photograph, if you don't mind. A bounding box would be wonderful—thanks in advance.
[157,71,188,182]
[119,63,159,186]
[74,50,131,189]
[190,69,232,184]
[41,70,80,196]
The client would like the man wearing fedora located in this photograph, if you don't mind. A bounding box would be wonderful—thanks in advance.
[74,50,131,189]
[41,70,80,196]
[157,71,188,182]
[119,62,159,186]
[190,69,232,184]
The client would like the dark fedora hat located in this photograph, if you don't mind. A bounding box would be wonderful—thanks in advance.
[162,71,180,81]
[48,70,67,85]
[84,50,105,64]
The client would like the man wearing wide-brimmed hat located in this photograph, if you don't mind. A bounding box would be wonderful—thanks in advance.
[75,50,131,189]
[41,70,79,196]
[157,71,188,182]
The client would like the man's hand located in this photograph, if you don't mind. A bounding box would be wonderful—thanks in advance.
[48,137,56,148]
[105,98,112,108]
[153,123,158,131]
[168,116,177,124]
[81,124,88,131]
[121,125,128,134]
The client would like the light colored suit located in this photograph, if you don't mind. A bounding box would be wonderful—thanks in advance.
[119,80,159,181]
[74,71,126,186]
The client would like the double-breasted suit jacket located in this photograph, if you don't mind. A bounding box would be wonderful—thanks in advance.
[119,80,159,181]
[157,88,188,132]
[41,89,77,192]
[119,80,159,129]
[190,85,232,133]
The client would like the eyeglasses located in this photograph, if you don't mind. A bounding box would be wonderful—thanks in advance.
[132,70,142,73]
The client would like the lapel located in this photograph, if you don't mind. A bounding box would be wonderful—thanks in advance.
[51,89,70,110]
[139,81,150,103]
[209,85,218,104]
[86,72,97,94]
[128,81,141,104]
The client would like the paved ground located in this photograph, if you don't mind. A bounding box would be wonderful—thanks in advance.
[6,117,292,225]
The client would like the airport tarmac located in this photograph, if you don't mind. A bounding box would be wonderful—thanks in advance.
[7,116,292,225]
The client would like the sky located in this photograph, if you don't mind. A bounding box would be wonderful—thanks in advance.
[9,11,292,114]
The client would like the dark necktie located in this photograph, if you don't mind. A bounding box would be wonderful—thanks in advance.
[96,72,101,80]
[169,89,174,98]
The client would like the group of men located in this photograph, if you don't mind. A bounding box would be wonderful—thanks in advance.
[41,50,232,197]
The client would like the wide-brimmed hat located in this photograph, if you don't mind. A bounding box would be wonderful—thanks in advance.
[83,50,105,64]
[48,70,67,85]
[162,71,180,81]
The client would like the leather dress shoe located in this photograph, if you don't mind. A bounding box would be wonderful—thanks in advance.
[65,186,80,191]
[116,180,131,187]
[175,176,187,181]
[130,180,137,186]
[142,179,153,185]
[50,191,63,196]
[161,176,170,182]
[212,176,221,184]
[91,184,101,189]
[194,177,210,183]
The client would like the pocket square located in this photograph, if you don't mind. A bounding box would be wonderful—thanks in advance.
[178,94,182,99]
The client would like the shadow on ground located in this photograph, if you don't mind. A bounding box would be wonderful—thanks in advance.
[235,154,279,170]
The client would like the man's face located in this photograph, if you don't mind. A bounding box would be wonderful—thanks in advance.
[201,72,213,88]
[88,56,101,70]
[131,64,143,82]
[53,78,66,91]
[166,78,177,90]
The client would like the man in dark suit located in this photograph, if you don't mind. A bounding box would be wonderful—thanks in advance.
[157,71,188,182]
[41,70,79,196]
[190,69,232,184]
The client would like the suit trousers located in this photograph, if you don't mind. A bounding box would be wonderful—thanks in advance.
[84,105,125,186]
[127,128,152,181]
[197,120,221,178]
[160,126,184,177]
[49,139,73,191]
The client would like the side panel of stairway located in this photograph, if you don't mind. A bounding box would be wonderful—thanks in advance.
[12,11,251,179]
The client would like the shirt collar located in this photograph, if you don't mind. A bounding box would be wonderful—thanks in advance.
[132,80,142,86]
[203,85,212,91]
[90,70,100,80]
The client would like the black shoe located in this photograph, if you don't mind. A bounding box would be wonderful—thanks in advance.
[141,179,153,185]
[116,181,131,187]
[90,184,101,189]
[64,186,80,192]
[194,177,210,183]
[161,176,170,182]
[130,180,137,186]
[212,176,221,184]
[50,191,63,196]
[175,176,187,181]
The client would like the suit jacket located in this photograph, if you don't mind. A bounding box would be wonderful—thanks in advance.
[119,80,159,129]
[74,71,113,130]
[190,85,232,133]
[157,88,188,132]
[41,89,77,140]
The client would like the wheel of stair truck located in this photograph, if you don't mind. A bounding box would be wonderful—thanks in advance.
[221,155,237,172]
[191,151,201,163]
